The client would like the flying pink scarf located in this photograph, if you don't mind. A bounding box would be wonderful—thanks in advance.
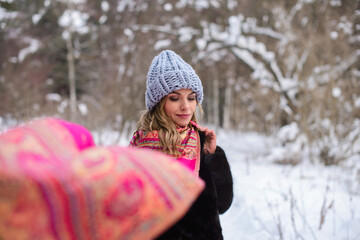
[0,118,204,240]
[129,121,201,176]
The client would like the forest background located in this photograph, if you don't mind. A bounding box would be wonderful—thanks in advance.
[0,0,359,169]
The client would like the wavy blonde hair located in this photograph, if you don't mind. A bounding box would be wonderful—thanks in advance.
[136,97,203,156]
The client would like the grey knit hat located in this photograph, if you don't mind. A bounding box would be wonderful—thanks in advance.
[145,50,203,110]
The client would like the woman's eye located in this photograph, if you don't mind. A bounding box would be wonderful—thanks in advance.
[188,97,196,101]
[169,97,178,101]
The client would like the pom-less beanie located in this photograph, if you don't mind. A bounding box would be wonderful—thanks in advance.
[145,50,203,110]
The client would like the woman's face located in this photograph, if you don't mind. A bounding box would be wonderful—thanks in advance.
[164,89,197,127]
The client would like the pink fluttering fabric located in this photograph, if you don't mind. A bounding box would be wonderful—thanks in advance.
[0,118,204,240]
[0,118,95,177]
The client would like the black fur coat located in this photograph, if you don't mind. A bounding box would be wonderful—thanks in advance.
[156,131,234,240]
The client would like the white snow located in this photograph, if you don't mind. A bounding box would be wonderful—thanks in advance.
[332,87,342,98]
[178,27,198,42]
[58,0,86,4]
[58,9,89,34]
[99,15,107,24]
[123,28,134,38]
[196,38,207,50]
[154,39,172,50]
[44,0,51,7]
[330,31,339,39]
[164,3,173,11]
[101,1,109,12]
[117,0,148,13]
[32,8,46,25]
[330,0,342,7]
[0,5,17,21]
[175,0,187,9]
[78,103,88,116]
[18,38,42,62]
[215,129,360,240]
[194,0,210,11]
[45,93,62,102]
[57,100,68,113]
[355,97,360,108]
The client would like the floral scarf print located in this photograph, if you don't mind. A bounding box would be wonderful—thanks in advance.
[129,121,201,176]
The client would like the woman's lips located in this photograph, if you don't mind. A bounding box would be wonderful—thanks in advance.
[177,114,191,119]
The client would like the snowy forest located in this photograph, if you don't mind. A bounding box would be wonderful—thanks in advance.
[0,0,360,238]
[1,0,359,165]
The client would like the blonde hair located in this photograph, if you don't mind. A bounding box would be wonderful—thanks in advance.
[136,97,203,156]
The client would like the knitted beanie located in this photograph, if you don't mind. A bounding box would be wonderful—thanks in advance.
[145,50,203,110]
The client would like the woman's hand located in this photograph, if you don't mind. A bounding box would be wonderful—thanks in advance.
[199,126,217,154]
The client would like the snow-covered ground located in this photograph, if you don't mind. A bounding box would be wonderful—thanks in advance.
[216,130,360,240]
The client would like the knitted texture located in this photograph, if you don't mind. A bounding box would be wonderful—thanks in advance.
[145,50,203,110]
[129,121,201,176]
[0,118,204,240]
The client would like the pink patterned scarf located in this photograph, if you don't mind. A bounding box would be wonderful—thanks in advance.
[0,118,204,240]
[129,121,201,176]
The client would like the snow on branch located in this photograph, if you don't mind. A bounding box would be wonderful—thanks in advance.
[288,0,315,23]
[229,15,286,40]
[0,5,18,20]
[308,50,360,88]
[202,18,298,113]
[134,24,200,43]
[58,9,89,35]
[18,38,42,62]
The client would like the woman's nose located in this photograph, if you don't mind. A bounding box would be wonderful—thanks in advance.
[180,100,189,111]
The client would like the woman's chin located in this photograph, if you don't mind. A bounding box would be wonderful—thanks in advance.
[174,119,190,127]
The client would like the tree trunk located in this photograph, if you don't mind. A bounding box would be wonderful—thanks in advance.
[223,78,232,129]
[213,76,219,127]
[66,32,77,121]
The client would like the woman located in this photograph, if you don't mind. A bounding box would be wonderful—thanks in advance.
[130,50,233,240]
